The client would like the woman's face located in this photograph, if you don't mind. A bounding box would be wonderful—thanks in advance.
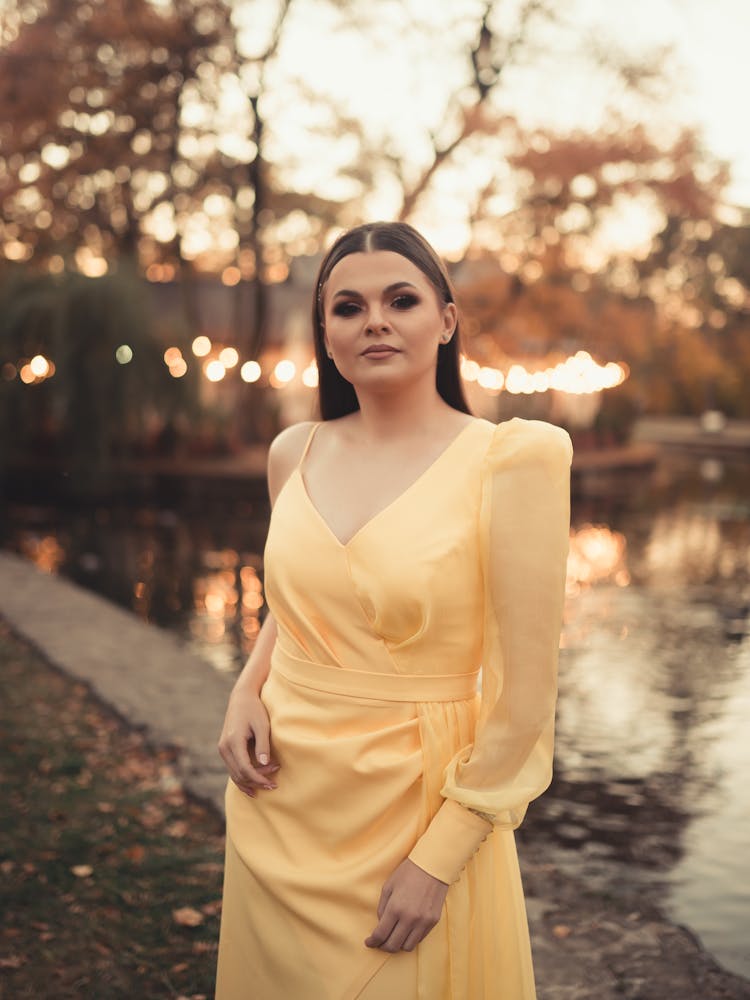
[320,251,457,393]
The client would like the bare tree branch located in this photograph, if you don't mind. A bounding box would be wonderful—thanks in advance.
[397,0,548,221]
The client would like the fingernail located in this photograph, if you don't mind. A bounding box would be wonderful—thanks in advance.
[263,783,277,790]
[258,754,269,765]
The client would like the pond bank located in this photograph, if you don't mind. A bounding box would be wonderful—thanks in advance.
[1,551,748,999]
[3,438,657,506]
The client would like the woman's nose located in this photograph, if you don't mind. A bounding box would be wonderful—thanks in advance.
[365,304,389,331]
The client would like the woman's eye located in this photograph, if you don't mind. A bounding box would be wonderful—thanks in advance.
[332,302,360,317]
[391,294,418,310]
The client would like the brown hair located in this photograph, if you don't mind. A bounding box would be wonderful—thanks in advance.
[311,221,472,420]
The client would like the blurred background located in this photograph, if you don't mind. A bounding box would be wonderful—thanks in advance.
[1,0,748,982]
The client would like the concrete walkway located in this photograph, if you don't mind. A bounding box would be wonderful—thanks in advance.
[0,550,233,813]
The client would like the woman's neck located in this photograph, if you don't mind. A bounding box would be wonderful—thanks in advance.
[349,383,459,444]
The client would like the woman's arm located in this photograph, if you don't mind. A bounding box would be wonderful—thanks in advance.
[217,420,316,793]
[217,616,280,793]
[407,418,572,884]
[230,611,278,698]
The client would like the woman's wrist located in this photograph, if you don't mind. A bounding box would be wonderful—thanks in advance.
[230,667,264,700]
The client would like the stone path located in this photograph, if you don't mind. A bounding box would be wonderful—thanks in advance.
[0,550,232,812]
[2,550,748,999]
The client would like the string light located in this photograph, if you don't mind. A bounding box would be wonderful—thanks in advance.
[46,337,627,399]
[240,361,261,383]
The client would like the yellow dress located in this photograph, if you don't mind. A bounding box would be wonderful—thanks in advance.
[215,416,572,1000]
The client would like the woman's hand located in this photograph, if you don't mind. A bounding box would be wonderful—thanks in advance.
[365,858,449,953]
[217,686,279,796]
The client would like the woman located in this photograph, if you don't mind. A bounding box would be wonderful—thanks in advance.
[215,222,572,999]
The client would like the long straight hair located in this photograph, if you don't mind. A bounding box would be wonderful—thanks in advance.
[311,222,472,420]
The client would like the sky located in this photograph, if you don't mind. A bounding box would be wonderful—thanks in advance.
[7,0,748,266]
[573,0,749,205]
[233,0,750,210]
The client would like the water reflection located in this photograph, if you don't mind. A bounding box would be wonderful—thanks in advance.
[189,552,263,672]
[642,505,750,590]
[16,531,65,574]
[5,501,269,674]
[666,637,750,977]
[566,523,629,594]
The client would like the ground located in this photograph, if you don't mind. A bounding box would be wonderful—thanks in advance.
[0,621,223,1000]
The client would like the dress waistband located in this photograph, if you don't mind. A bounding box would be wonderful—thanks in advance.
[271,643,479,703]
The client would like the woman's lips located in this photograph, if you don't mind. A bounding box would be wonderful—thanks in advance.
[362,347,399,357]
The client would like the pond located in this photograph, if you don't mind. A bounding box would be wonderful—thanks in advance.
[2,450,749,979]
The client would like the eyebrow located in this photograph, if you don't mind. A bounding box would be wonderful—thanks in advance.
[331,281,418,300]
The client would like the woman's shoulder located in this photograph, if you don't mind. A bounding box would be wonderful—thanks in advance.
[482,416,573,471]
[267,421,318,505]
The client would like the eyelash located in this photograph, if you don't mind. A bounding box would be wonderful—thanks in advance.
[332,294,419,317]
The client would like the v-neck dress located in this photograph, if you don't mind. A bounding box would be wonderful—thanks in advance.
[215,416,572,1000]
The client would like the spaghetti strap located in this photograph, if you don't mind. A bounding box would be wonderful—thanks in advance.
[297,421,321,469]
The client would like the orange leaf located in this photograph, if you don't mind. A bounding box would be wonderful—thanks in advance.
[172,906,205,927]
[192,941,218,954]
[0,955,26,969]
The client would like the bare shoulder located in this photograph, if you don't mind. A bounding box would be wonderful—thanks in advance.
[267,421,317,507]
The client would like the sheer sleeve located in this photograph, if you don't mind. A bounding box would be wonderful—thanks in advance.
[408,418,573,884]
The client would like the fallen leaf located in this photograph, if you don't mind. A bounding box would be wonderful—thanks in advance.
[71,865,93,878]
[125,845,146,863]
[201,899,222,916]
[195,862,223,875]
[552,924,572,939]
[0,955,26,969]
[192,941,218,954]
[172,906,205,927]
[140,804,166,829]
[171,962,189,974]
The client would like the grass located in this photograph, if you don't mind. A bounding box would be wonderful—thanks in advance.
[0,618,226,999]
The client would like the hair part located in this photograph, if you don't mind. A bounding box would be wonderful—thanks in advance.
[311,221,472,420]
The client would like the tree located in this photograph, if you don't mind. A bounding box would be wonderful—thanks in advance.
[454,124,749,428]
[0,259,202,489]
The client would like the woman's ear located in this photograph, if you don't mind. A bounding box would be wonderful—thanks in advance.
[441,302,458,341]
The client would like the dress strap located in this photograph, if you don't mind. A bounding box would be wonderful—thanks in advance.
[297,421,321,469]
